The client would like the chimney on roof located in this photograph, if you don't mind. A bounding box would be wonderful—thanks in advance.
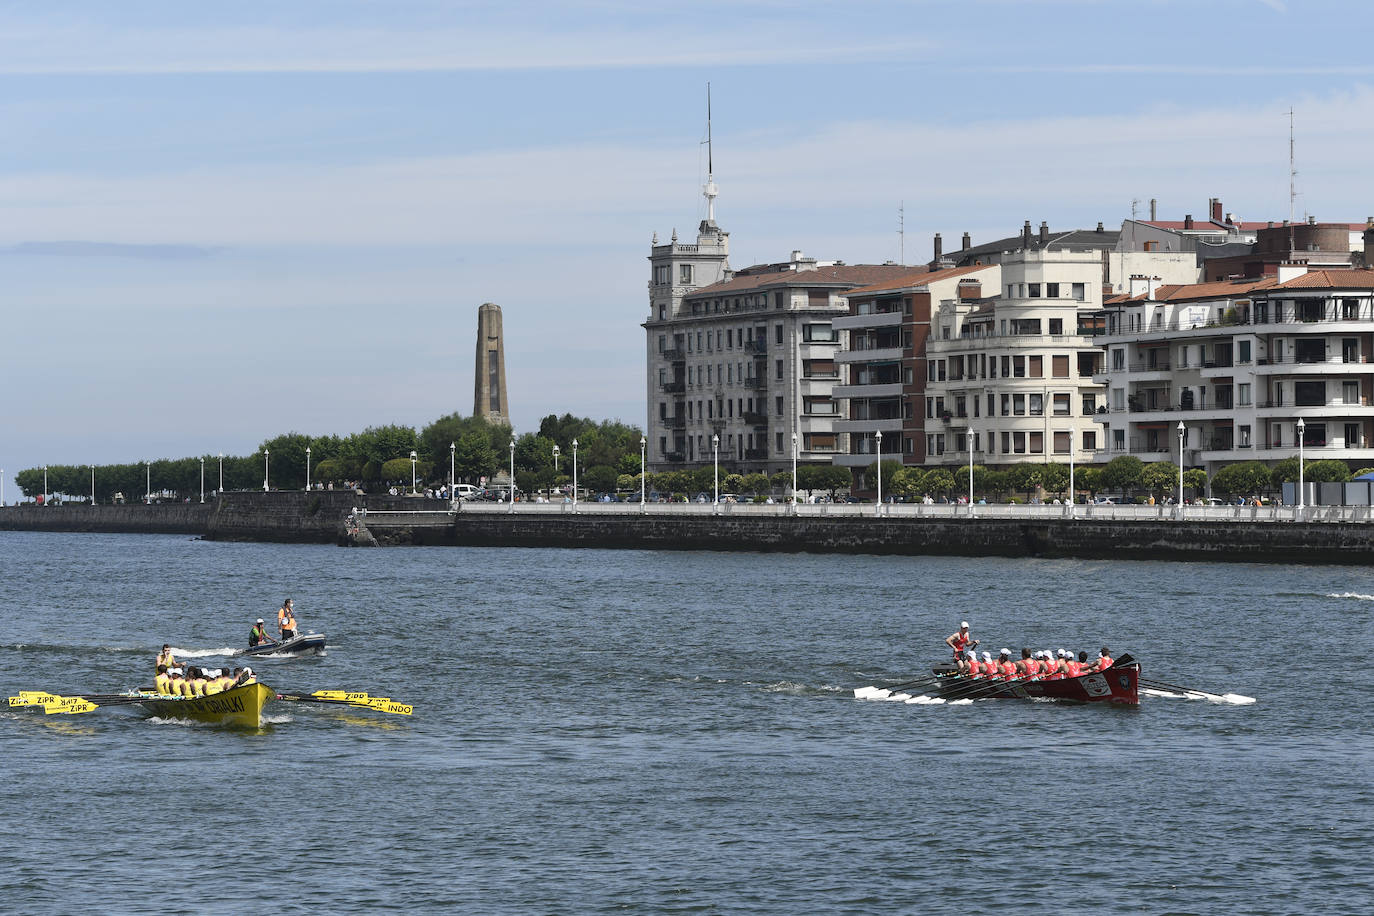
[1307,215,1317,225]
[1096,221,1105,232]
[1268,221,1275,229]
[1225,212,1235,226]
[933,233,943,263]
[1210,198,1223,223]
[1039,221,1049,245]
[1184,214,1194,230]
[961,231,971,251]
[1023,220,1032,247]
[1150,198,1157,221]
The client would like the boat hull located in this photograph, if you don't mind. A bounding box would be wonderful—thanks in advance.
[237,633,326,657]
[134,682,275,727]
[930,662,1140,705]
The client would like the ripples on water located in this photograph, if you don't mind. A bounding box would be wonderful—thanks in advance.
[1,531,1371,914]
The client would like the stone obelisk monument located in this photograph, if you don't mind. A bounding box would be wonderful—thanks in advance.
[474,302,509,424]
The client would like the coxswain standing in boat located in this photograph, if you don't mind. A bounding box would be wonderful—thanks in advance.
[156,644,178,672]
[277,599,298,641]
[945,621,979,675]
[249,618,274,648]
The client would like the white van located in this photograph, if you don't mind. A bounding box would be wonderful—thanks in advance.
[454,484,482,500]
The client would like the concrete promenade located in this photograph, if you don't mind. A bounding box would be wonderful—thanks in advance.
[4,492,1374,563]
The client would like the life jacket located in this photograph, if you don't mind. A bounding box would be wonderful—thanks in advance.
[1065,660,1081,676]
[155,673,171,695]
[279,610,297,633]
[250,625,267,646]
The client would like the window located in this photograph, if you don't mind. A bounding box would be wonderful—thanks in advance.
[1014,432,1027,453]
[1053,431,1071,454]
[1345,423,1361,447]
[775,359,784,380]
[1083,430,1097,451]
[1302,423,1325,447]
[1239,425,1252,448]
[804,397,837,415]
[1014,394,1026,416]
[1049,318,1063,335]
[1046,283,1060,298]
[655,265,669,285]
[1001,431,1010,453]
[1111,349,1125,371]
[1238,383,1252,406]
[1345,381,1360,405]
[776,432,783,452]
[1238,340,1252,363]
[1029,355,1043,378]
[1295,381,1325,407]
[775,396,784,416]
[1082,393,1097,416]
[1013,356,1026,378]
[1029,393,1043,416]
[775,324,784,344]
[1052,355,1069,378]
[1072,283,1086,301]
[679,264,693,284]
[1029,431,1044,454]
[803,323,837,342]
[1029,283,1041,298]
[1053,393,1071,416]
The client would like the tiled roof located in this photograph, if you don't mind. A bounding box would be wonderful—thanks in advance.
[1272,268,1374,289]
[845,263,995,296]
[1150,277,1279,302]
[952,228,1120,264]
[685,263,914,297]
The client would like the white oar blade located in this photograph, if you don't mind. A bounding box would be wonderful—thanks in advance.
[882,692,910,702]
[853,686,879,699]
[1221,693,1256,705]
[948,698,974,705]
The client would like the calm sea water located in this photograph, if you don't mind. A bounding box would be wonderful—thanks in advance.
[1,531,1370,915]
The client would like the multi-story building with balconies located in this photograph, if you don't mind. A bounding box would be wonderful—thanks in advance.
[643,229,909,473]
[922,249,1109,468]
[1095,266,1374,475]
[832,264,999,487]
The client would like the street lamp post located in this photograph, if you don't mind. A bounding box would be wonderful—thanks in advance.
[874,430,883,514]
[509,438,516,513]
[410,450,418,495]
[1297,418,1306,511]
[91,465,96,506]
[967,429,975,510]
[306,447,311,492]
[450,442,456,508]
[1,468,5,507]
[712,433,719,507]
[1068,430,1075,518]
[791,432,798,511]
[200,458,205,504]
[1177,421,1185,512]
[146,461,151,504]
[43,465,48,505]
[263,450,270,492]
[218,453,223,495]
[552,443,560,475]
[639,436,647,508]
[572,438,579,509]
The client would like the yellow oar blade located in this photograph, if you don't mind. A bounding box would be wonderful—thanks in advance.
[42,696,98,714]
[364,699,413,716]
[313,690,372,702]
[14,691,63,706]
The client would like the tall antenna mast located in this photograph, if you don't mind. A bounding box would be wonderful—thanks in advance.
[1288,107,1297,255]
[898,201,905,266]
[703,83,718,223]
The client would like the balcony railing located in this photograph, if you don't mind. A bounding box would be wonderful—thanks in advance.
[743,411,769,426]
[745,340,767,355]
[666,415,687,429]
[662,347,685,361]
[744,448,769,460]
[743,377,768,389]
[660,380,685,393]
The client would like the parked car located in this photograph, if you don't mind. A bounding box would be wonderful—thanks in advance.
[1093,496,1121,505]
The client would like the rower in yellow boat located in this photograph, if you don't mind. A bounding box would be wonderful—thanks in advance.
[155,665,172,695]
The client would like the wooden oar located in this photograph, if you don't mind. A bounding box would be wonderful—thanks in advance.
[1140,677,1255,705]
[276,692,414,716]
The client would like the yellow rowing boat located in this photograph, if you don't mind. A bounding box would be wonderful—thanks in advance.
[133,682,276,728]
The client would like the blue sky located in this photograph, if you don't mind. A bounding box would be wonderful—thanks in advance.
[3,0,1373,495]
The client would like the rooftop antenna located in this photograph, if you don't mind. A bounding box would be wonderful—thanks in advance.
[1288,107,1297,254]
[898,200,905,266]
[703,83,718,223]
[1130,198,1140,249]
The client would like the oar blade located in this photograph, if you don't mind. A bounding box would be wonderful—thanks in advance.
[43,696,98,715]
[365,699,413,716]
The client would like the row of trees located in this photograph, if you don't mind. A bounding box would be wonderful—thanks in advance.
[867,454,1371,502]
[13,413,649,502]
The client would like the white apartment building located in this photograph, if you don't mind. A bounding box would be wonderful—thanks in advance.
[923,249,1110,467]
[642,224,909,472]
[1095,267,1374,475]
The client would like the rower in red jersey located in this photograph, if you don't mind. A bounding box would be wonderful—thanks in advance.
[1017,648,1039,678]
[1088,647,1114,671]
[965,650,983,678]
[998,649,1017,678]
[1063,651,1083,677]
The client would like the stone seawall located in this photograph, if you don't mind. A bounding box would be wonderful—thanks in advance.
[394,512,1374,564]
[5,493,1374,563]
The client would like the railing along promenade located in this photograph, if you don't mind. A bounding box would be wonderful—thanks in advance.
[357,500,1374,524]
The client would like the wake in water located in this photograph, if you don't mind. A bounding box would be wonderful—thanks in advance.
[1327,592,1374,602]
[170,647,239,658]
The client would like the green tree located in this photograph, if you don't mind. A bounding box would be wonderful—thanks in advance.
[1039,463,1069,498]
[1141,461,1179,501]
[1075,466,1102,499]
[1100,455,1144,499]
[722,473,745,494]
[1211,460,1270,498]
[741,472,771,495]
[584,465,619,494]
[453,430,498,484]
[1269,456,1300,488]
[922,468,956,497]
[1007,464,1043,500]
[1305,459,1351,483]
[1182,468,1208,499]
[890,467,922,498]
[867,459,903,499]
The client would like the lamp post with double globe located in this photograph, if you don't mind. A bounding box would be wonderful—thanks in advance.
[572,438,579,510]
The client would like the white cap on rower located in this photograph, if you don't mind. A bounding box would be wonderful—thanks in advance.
[982,651,992,661]
[257,618,265,624]
[1000,648,1011,656]
[960,620,969,628]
